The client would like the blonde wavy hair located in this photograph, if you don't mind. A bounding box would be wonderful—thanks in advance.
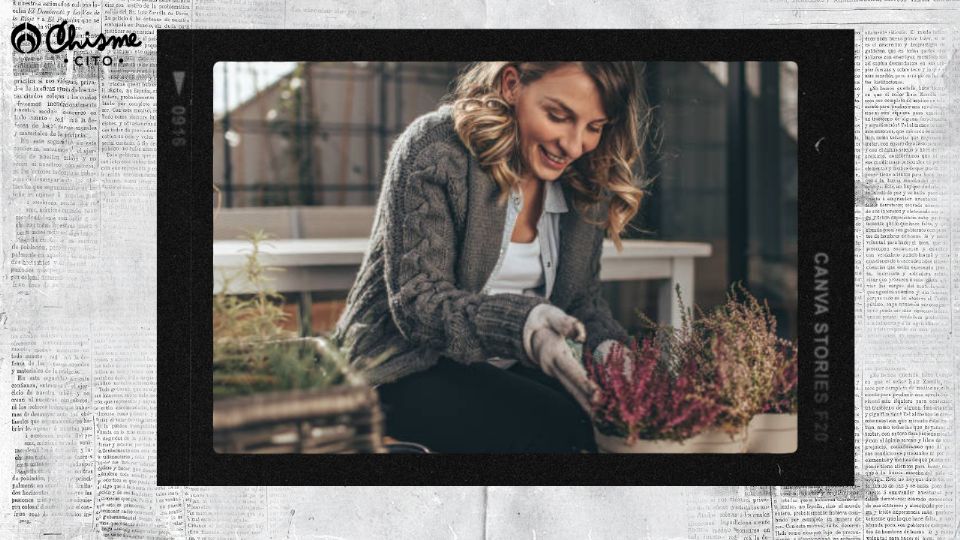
[442,61,653,252]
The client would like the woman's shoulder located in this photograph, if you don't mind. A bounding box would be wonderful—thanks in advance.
[390,104,471,183]
[403,104,456,142]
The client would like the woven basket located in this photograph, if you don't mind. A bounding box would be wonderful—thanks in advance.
[214,384,384,453]
[213,337,384,454]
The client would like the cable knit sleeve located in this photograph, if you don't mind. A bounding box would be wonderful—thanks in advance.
[382,138,547,364]
[565,221,630,355]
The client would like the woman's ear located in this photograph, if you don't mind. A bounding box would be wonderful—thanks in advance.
[500,66,521,105]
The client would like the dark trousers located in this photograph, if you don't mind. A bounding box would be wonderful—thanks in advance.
[376,357,597,453]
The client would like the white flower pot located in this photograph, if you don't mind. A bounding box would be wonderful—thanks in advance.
[746,413,797,453]
[683,427,747,453]
[594,427,747,454]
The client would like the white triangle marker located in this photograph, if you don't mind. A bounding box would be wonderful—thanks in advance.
[173,71,185,96]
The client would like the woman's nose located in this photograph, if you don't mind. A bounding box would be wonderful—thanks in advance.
[558,128,585,161]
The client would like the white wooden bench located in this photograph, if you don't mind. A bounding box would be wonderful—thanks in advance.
[214,219,712,330]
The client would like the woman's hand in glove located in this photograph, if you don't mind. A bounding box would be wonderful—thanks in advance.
[522,304,597,414]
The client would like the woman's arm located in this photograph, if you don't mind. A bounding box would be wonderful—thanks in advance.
[564,221,630,356]
[382,138,547,365]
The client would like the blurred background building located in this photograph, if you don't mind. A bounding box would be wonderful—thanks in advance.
[213,61,798,342]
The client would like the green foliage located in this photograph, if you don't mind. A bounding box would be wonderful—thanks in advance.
[213,229,294,350]
[213,337,355,399]
[213,229,368,399]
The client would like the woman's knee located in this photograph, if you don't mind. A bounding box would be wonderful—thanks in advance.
[377,359,597,452]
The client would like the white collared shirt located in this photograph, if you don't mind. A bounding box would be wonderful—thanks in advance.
[481,179,568,299]
[484,180,568,369]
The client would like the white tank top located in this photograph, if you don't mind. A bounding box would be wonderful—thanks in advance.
[485,239,545,296]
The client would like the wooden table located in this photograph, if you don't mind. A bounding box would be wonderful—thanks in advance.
[214,238,712,329]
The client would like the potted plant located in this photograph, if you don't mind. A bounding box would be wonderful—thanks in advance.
[212,230,390,453]
[692,284,790,451]
[584,337,727,453]
[693,284,798,454]
[584,283,796,453]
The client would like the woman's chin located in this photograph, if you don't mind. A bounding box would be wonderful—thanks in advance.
[532,162,565,182]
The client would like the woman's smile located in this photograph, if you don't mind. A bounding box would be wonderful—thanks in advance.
[539,145,569,170]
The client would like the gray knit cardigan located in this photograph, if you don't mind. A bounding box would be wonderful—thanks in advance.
[333,105,629,386]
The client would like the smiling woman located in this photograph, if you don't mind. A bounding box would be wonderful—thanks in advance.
[450,62,647,250]
[332,61,653,453]
[509,66,608,176]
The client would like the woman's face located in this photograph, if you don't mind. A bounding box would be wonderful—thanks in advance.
[502,64,608,183]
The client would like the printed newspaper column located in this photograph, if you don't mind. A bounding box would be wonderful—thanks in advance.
[769,482,874,538]
[953,28,960,540]
[856,25,955,539]
[3,4,102,537]
[91,2,183,536]
[861,366,954,536]
[194,0,285,28]
[859,26,952,354]
[3,320,94,536]
[683,486,773,538]
[185,487,268,537]
[91,322,158,537]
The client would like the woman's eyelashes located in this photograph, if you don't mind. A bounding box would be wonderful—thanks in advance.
[547,111,566,123]
[547,111,603,134]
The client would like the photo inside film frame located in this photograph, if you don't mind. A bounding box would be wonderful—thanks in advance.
[210,61,798,456]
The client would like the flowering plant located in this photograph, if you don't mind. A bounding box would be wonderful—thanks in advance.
[762,339,798,414]
[585,337,724,443]
[586,282,798,442]
[691,283,798,424]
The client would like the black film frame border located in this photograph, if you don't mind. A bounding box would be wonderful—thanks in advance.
[157,29,854,486]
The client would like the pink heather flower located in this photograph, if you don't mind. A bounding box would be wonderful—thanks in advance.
[590,283,797,441]
[587,337,728,441]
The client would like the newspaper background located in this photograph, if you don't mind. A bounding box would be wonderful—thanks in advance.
[0,0,957,538]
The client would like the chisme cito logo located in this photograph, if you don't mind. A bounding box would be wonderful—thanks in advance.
[10,20,141,66]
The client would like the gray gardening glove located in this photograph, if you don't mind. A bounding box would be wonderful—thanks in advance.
[522,304,597,414]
